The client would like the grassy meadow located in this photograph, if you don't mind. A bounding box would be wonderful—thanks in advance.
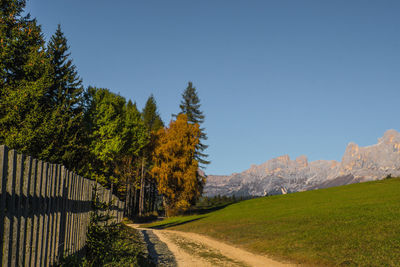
[144,178,400,266]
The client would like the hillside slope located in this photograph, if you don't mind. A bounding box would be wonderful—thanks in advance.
[146,178,400,266]
[205,129,400,196]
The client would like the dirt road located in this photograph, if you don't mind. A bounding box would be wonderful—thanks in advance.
[128,224,294,267]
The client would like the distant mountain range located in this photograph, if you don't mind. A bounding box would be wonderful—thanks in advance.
[204,129,400,197]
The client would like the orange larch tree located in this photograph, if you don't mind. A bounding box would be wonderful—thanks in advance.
[150,114,204,216]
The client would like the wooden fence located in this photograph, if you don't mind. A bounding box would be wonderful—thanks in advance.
[0,145,124,266]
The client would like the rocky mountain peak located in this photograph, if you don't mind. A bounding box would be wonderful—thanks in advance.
[296,155,308,167]
[379,129,400,145]
[342,142,359,161]
[276,154,290,162]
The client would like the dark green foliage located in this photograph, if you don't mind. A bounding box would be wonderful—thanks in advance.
[41,24,85,169]
[176,81,209,167]
[0,0,54,158]
[142,94,164,133]
[47,24,83,107]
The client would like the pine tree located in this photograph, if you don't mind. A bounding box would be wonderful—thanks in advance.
[47,24,83,108]
[177,81,209,167]
[0,0,54,158]
[142,94,164,133]
[42,24,85,168]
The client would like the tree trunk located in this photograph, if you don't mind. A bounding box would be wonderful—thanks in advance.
[132,184,137,216]
[124,182,130,218]
[151,181,157,212]
[139,157,145,216]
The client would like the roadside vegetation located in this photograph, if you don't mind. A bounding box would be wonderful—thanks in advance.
[59,223,154,267]
[144,178,400,266]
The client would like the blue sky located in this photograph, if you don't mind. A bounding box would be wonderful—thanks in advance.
[26,0,400,175]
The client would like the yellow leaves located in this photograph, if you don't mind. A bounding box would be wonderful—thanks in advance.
[150,114,201,216]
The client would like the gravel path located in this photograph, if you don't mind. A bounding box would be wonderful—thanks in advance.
[135,226,177,266]
[129,224,294,267]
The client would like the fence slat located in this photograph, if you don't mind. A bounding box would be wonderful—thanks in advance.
[56,165,66,261]
[58,168,68,258]
[3,150,15,266]
[28,159,38,267]
[0,146,7,263]
[72,174,78,253]
[0,145,8,266]
[34,161,44,267]
[49,164,58,264]
[21,156,32,266]
[65,171,73,256]
[78,176,84,251]
[40,162,50,267]
[11,153,23,266]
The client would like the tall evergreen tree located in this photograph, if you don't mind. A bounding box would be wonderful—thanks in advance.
[142,94,164,132]
[47,24,83,108]
[176,81,209,167]
[42,24,85,168]
[0,0,54,158]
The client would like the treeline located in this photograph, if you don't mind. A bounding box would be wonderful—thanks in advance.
[0,0,208,216]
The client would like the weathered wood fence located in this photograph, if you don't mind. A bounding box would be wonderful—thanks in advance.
[0,145,124,266]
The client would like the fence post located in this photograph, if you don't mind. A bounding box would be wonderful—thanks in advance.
[28,158,38,267]
[35,160,44,267]
[0,145,8,266]
[20,155,32,266]
[65,171,73,256]
[2,149,16,266]
[71,173,77,254]
[48,164,57,265]
[53,164,63,263]
[11,153,24,266]
[39,162,50,266]
[58,166,67,260]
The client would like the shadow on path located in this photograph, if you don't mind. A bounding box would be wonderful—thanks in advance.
[139,229,177,267]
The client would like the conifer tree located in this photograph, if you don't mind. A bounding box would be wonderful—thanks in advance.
[142,94,164,133]
[47,24,83,108]
[42,24,85,168]
[177,81,209,167]
[0,0,54,158]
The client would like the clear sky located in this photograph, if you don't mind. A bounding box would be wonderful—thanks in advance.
[26,0,400,175]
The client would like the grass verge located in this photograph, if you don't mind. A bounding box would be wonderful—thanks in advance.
[144,178,400,266]
[60,223,154,266]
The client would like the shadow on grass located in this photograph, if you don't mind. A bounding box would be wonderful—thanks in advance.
[145,202,235,229]
[148,217,206,229]
[185,202,235,215]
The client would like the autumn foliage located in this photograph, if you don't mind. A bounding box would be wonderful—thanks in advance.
[150,114,204,216]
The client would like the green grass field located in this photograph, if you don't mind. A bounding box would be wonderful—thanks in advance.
[144,178,400,266]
